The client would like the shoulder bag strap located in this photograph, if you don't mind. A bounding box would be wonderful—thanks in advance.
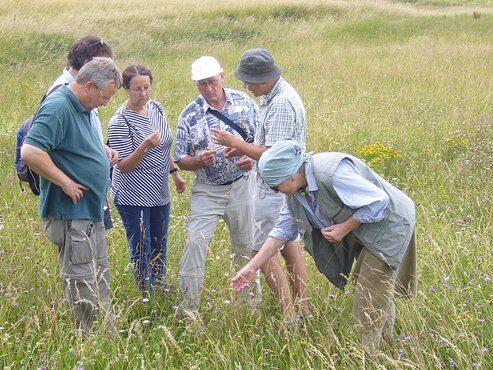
[206,108,249,141]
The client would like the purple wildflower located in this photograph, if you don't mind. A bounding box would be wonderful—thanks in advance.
[397,349,404,360]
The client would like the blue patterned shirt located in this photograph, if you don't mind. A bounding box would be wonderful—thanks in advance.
[174,88,258,185]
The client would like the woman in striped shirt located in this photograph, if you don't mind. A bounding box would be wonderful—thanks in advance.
[108,64,185,296]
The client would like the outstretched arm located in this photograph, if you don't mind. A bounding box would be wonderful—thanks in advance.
[212,128,267,160]
[230,236,285,291]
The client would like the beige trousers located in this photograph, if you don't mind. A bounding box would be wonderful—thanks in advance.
[351,233,417,354]
[43,218,111,333]
[179,175,261,309]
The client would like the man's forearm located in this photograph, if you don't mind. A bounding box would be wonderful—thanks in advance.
[229,137,266,161]
[20,144,72,188]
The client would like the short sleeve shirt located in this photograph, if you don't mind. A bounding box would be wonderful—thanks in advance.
[255,77,306,150]
[50,68,104,145]
[24,85,110,221]
[108,100,173,207]
[174,88,258,185]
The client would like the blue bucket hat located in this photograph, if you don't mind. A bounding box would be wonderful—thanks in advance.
[258,138,306,187]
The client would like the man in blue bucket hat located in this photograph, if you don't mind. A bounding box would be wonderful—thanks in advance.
[213,48,310,323]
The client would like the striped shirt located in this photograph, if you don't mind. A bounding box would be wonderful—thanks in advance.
[108,100,173,207]
[256,77,306,150]
[174,88,258,185]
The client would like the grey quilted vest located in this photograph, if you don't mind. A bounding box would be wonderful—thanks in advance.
[288,153,415,274]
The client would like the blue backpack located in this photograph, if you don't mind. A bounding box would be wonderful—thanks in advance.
[15,84,63,195]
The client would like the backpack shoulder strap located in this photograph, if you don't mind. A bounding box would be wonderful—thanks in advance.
[40,83,65,105]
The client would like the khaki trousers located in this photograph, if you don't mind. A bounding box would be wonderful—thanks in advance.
[43,218,111,333]
[351,233,417,354]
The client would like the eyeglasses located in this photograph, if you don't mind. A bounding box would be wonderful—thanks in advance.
[195,77,220,88]
[130,85,152,94]
[270,186,280,193]
[89,39,104,48]
[94,84,111,102]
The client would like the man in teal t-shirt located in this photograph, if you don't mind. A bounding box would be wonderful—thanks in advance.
[21,57,122,333]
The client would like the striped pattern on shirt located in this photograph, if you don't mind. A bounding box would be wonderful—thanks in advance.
[108,100,173,207]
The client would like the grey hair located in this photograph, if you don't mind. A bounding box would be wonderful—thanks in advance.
[76,57,122,89]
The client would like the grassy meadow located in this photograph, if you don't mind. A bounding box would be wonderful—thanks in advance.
[1,0,493,368]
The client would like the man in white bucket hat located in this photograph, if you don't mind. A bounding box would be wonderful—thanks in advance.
[174,56,261,313]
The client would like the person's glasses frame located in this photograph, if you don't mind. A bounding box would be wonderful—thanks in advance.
[195,77,220,88]
[94,83,111,102]
[270,186,280,193]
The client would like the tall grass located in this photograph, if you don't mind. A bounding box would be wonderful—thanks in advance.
[1,0,492,368]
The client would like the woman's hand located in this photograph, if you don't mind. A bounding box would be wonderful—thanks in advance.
[142,131,161,151]
[230,265,257,292]
[321,217,360,243]
[173,173,186,194]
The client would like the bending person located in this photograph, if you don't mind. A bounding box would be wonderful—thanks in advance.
[231,139,417,354]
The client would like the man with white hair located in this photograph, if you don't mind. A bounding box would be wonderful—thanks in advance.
[174,56,261,312]
[231,139,417,354]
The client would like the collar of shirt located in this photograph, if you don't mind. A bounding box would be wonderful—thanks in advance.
[260,77,284,106]
[304,158,318,193]
[62,67,75,83]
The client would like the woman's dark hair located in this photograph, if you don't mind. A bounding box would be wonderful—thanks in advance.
[67,36,113,71]
[122,64,153,89]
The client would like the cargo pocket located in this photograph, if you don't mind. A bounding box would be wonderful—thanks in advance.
[69,219,95,265]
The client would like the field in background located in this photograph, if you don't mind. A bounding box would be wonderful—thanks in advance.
[0,0,492,368]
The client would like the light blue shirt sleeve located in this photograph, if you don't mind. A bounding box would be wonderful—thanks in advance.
[333,159,389,223]
[268,196,300,241]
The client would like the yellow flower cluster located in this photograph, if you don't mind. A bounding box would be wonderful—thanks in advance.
[442,133,469,161]
[445,135,469,146]
[356,142,400,168]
